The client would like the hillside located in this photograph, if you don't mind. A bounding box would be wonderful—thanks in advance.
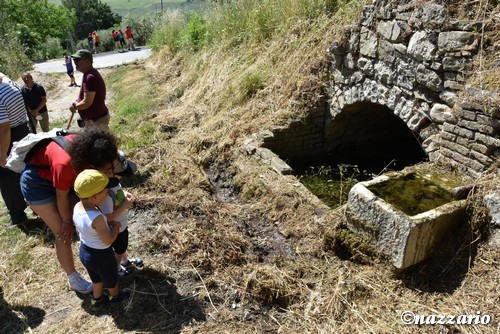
[1,0,499,333]
[48,0,197,17]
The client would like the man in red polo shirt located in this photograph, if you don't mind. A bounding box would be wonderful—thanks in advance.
[69,49,109,129]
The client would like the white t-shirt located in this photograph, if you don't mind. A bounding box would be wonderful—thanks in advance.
[98,184,128,232]
[73,204,111,249]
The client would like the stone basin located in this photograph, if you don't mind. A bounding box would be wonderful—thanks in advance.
[346,172,467,269]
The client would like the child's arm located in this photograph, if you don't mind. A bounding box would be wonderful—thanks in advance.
[92,214,121,245]
[105,191,135,222]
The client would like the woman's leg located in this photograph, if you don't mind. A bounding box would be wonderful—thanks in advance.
[30,202,76,275]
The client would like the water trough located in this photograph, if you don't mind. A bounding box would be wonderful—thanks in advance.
[346,171,467,269]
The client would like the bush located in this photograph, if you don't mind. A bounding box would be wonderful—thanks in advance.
[150,10,186,53]
[33,37,65,61]
[121,15,157,46]
[0,33,33,78]
[178,13,210,52]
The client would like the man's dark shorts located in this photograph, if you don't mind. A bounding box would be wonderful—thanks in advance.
[67,70,74,77]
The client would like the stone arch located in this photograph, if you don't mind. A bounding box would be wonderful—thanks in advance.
[248,0,498,178]
[325,101,427,171]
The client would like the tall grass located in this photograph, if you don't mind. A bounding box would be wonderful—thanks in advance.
[150,0,343,54]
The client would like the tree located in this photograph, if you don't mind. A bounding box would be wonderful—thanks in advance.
[0,0,75,62]
[62,0,122,40]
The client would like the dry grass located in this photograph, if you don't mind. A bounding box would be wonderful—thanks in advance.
[1,0,500,333]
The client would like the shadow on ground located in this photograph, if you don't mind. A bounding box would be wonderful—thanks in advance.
[396,219,477,294]
[81,268,205,333]
[0,287,46,334]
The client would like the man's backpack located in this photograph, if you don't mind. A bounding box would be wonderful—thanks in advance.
[6,128,75,173]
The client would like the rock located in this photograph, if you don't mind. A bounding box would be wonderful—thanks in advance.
[376,20,409,42]
[484,191,500,227]
[438,31,478,53]
[359,27,378,58]
[358,57,375,76]
[408,31,438,61]
[421,3,446,29]
[439,90,458,107]
[416,64,443,92]
[430,103,455,124]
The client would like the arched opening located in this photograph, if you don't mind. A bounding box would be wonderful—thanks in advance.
[324,102,428,172]
[262,101,428,174]
[260,101,428,207]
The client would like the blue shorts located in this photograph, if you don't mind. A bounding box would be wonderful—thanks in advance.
[80,243,118,288]
[112,228,129,255]
[20,168,56,205]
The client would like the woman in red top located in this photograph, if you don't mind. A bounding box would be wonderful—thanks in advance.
[20,126,119,294]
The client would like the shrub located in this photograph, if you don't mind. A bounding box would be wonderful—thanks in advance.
[178,13,210,52]
[150,10,186,53]
[0,33,33,78]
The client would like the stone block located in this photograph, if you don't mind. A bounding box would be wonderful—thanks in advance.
[444,80,465,90]
[347,172,467,269]
[439,90,458,107]
[443,123,474,139]
[443,57,467,71]
[440,147,484,172]
[475,133,500,147]
[359,27,378,58]
[429,103,454,124]
[469,150,492,165]
[484,191,500,227]
[458,109,476,121]
[440,131,456,143]
[375,62,394,85]
[358,57,374,76]
[408,31,438,61]
[458,119,494,135]
[438,31,478,53]
[393,43,407,55]
[377,20,409,42]
[396,59,415,90]
[421,3,446,30]
[377,39,396,64]
[416,64,443,92]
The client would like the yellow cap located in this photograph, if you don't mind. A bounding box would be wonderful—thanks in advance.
[74,169,109,198]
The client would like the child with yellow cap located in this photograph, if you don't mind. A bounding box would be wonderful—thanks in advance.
[73,169,129,306]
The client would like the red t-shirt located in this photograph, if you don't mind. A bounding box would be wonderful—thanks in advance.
[125,28,133,39]
[76,68,108,121]
[30,134,77,191]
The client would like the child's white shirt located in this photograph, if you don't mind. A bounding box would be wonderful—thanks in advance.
[73,203,111,249]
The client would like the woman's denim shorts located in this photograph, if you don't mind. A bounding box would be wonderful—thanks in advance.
[20,168,56,205]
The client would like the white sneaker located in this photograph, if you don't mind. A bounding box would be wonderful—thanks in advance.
[68,272,93,294]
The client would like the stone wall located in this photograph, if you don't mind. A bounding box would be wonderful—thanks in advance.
[325,0,499,178]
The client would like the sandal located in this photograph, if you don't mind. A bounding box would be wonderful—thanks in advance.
[121,257,144,268]
[117,265,135,278]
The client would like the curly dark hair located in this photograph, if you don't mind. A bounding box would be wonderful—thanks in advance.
[68,126,119,172]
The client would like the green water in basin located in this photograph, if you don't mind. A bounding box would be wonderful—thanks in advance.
[367,173,454,216]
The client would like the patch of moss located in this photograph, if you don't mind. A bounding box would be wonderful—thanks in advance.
[298,165,369,208]
[368,173,454,216]
[324,226,378,264]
